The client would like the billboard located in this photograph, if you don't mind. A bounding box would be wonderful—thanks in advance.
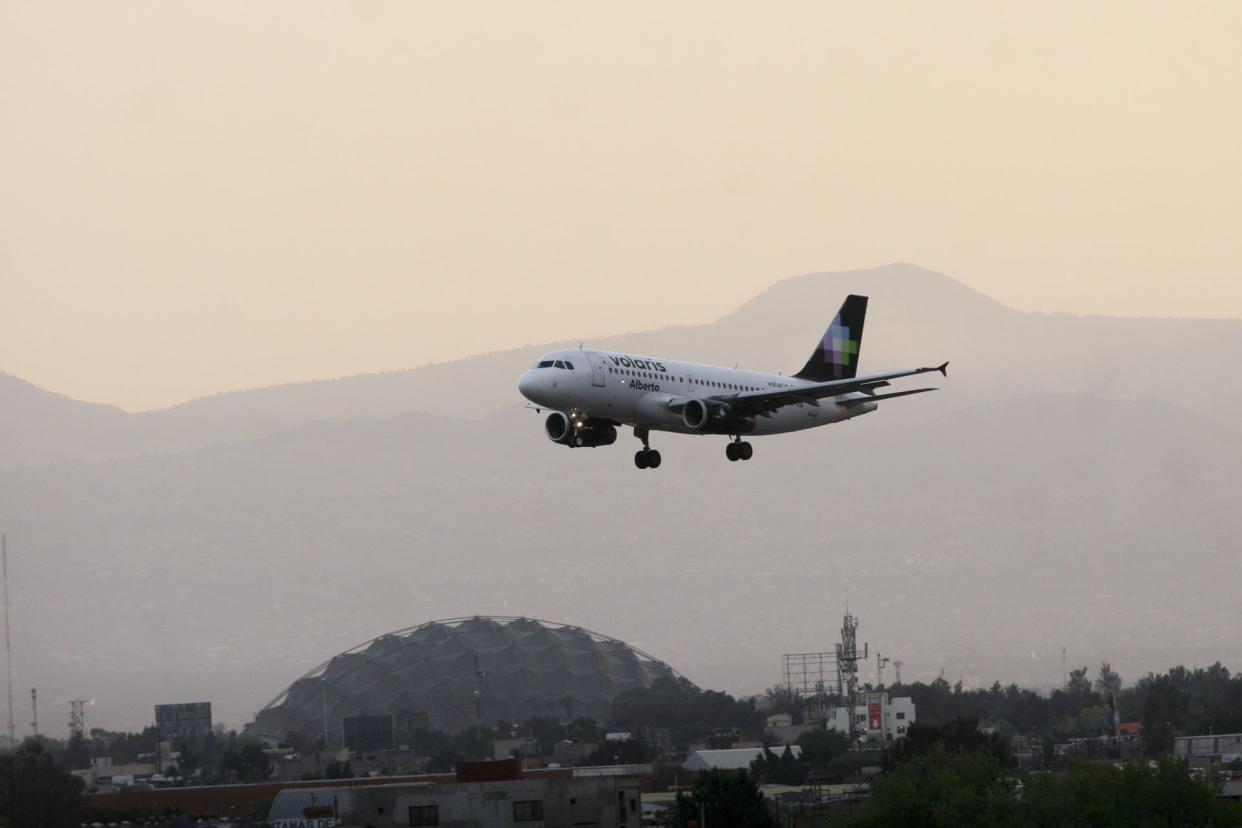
[867,701,882,732]
[343,714,395,751]
[155,702,213,747]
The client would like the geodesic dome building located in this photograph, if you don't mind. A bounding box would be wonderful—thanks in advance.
[250,616,686,743]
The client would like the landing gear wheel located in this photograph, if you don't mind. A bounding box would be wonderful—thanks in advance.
[726,442,739,462]
[738,441,753,461]
[647,450,661,469]
[635,450,649,469]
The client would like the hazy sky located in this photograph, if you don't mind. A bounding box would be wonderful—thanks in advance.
[3,2,1240,410]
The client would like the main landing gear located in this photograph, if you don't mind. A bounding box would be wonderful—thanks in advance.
[726,439,753,462]
[633,427,662,470]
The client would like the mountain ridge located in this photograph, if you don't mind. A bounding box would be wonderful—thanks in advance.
[5,263,1241,467]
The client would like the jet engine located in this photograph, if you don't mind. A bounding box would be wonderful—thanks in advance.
[681,398,730,430]
[545,412,617,448]
[545,411,573,443]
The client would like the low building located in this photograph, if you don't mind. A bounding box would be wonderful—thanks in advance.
[271,772,643,828]
[78,757,158,791]
[357,776,640,827]
[684,746,802,771]
[552,739,598,767]
[1176,733,1242,763]
[493,736,540,761]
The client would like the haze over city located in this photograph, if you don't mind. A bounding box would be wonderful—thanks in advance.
[3,2,1241,411]
[1,0,1240,773]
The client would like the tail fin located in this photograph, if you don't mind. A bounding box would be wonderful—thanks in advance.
[794,294,868,381]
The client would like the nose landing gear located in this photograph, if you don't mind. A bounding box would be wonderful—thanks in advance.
[725,439,753,462]
[633,427,662,470]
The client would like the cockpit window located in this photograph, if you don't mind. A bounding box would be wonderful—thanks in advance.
[554,360,565,368]
[563,361,574,370]
[536,360,554,368]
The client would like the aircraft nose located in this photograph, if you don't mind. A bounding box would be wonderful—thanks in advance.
[518,371,537,400]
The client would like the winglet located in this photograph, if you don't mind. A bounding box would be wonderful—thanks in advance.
[937,361,949,377]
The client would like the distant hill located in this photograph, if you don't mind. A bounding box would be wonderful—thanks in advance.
[4,263,1241,466]
[0,372,133,466]
[3,391,1239,731]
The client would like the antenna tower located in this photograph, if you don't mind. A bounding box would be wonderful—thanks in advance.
[893,660,904,686]
[876,652,891,688]
[3,534,13,747]
[30,688,37,737]
[69,699,87,738]
[835,609,868,744]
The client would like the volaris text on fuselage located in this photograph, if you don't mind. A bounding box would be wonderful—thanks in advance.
[517,294,948,469]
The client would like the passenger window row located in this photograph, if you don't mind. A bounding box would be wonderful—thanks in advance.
[605,367,759,392]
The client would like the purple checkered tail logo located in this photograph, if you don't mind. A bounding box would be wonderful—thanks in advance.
[821,321,859,378]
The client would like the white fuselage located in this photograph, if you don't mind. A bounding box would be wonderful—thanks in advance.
[518,349,876,437]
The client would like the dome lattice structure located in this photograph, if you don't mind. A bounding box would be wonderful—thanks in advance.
[250,616,687,742]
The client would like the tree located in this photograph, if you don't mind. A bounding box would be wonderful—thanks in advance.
[220,743,271,783]
[1065,666,1095,707]
[796,728,850,767]
[881,719,1009,773]
[324,760,354,779]
[0,742,87,828]
[60,731,91,770]
[853,744,1018,828]
[177,746,199,773]
[1020,756,1242,826]
[1140,675,1190,756]
[566,717,603,744]
[751,745,807,786]
[526,716,566,754]
[608,677,762,748]
[672,769,776,828]
[762,686,806,724]
[451,725,495,762]
[1095,662,1122,696]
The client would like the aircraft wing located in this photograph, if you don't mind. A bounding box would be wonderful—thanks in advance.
[721,362,948,416]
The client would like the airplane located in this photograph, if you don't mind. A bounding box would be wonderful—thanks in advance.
[517,294,947,469]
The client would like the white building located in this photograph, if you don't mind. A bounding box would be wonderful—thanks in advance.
[822,692,915,743]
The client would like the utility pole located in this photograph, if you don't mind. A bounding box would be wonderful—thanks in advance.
[3,534,14,748]
[321,677,329,747]
[473,655,485,731]
[876,652,891,689]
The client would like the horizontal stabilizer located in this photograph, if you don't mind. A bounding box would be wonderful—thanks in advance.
[840,387,937,406]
